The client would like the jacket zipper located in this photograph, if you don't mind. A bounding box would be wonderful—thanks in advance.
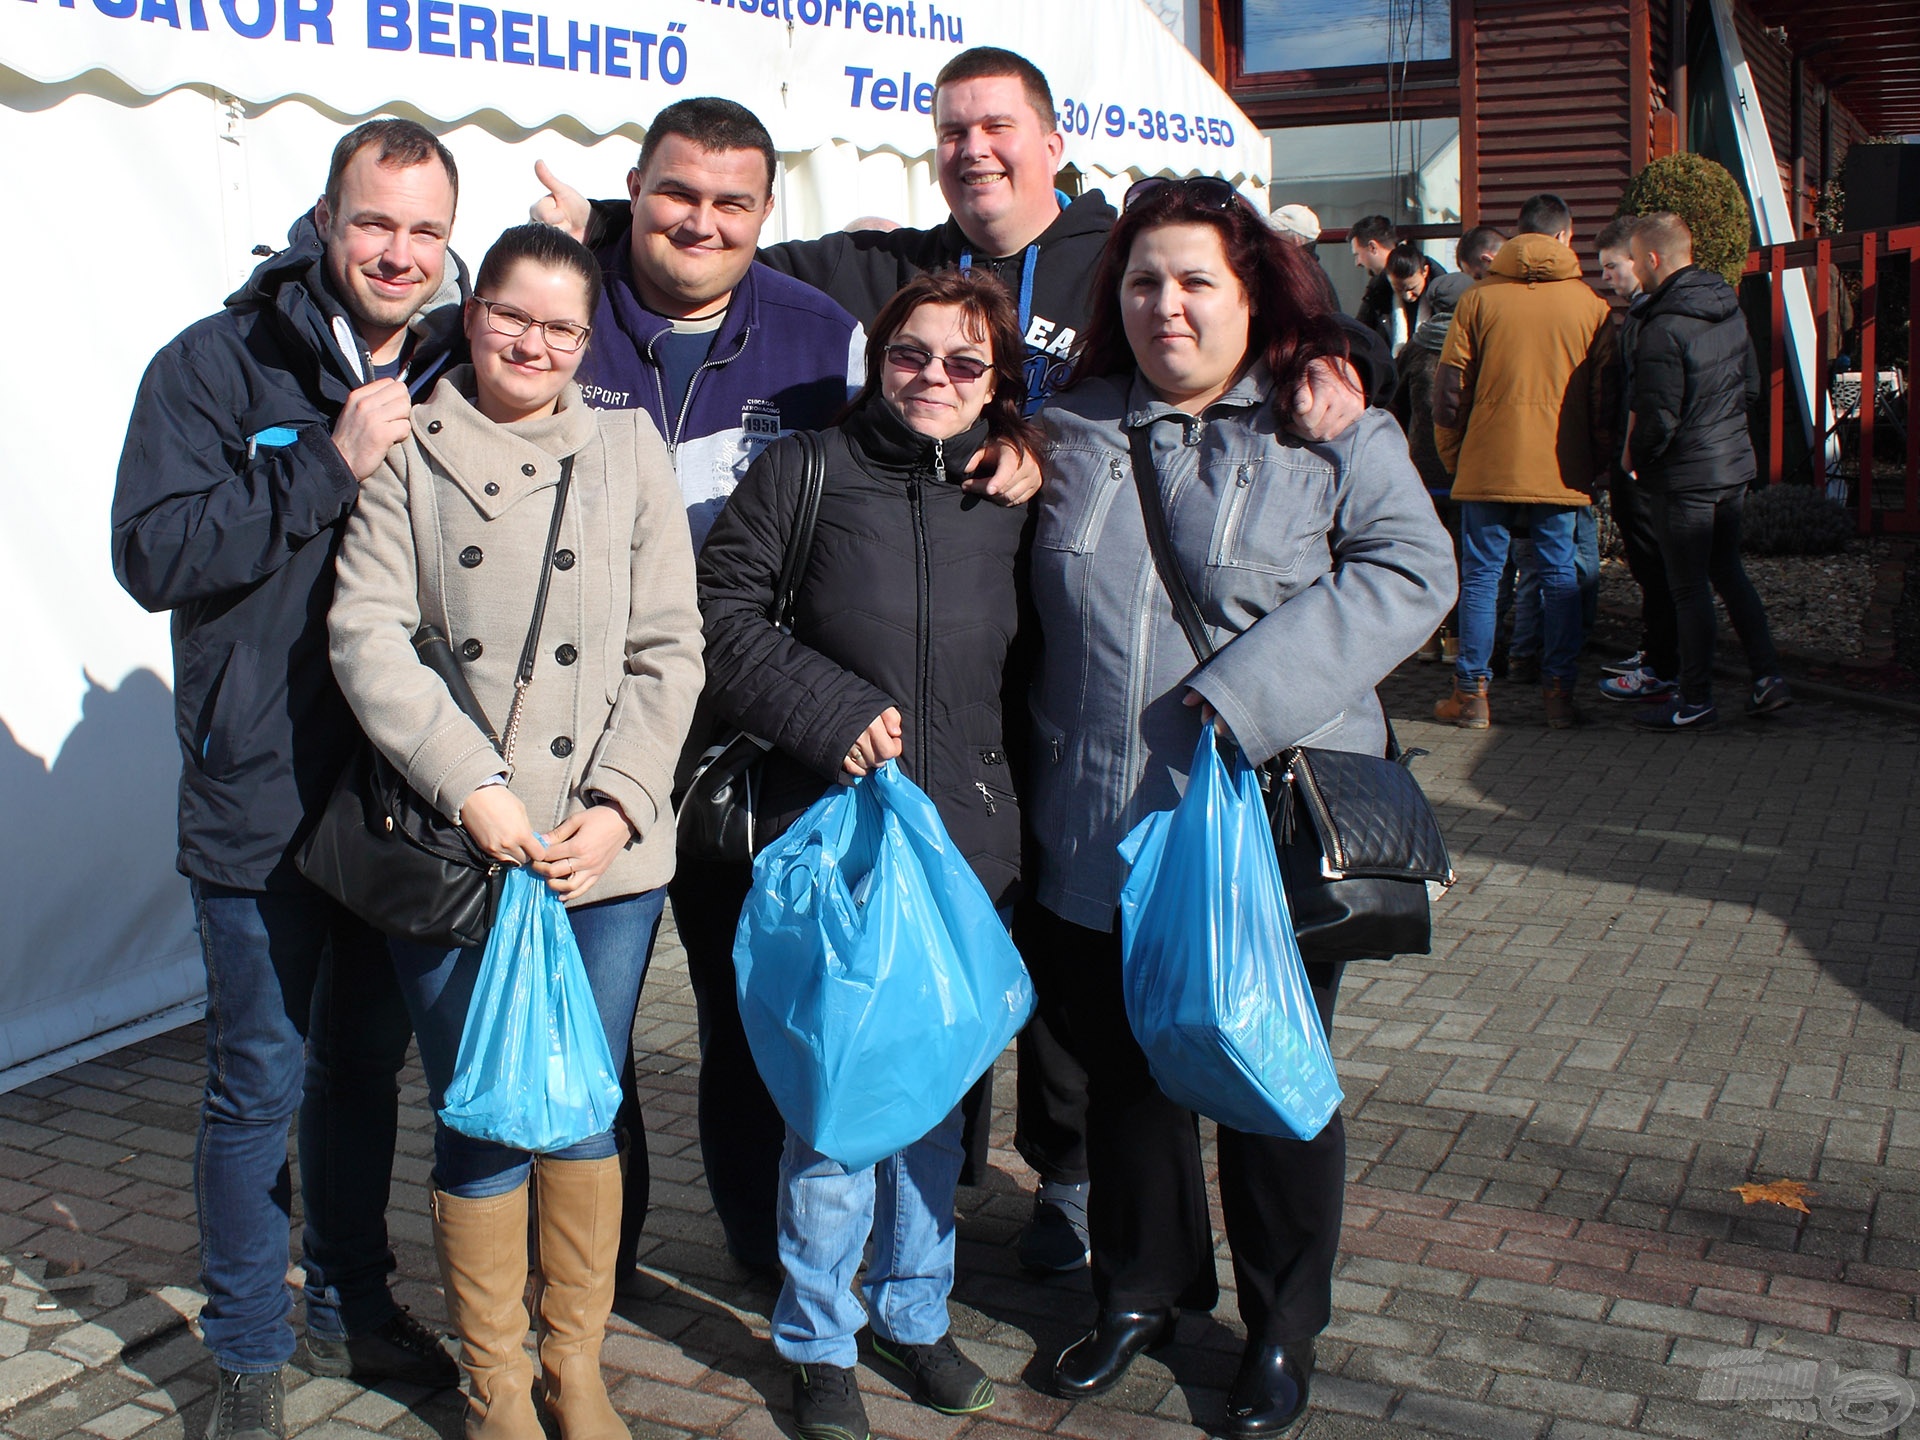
[974,781,997,815]
[905,438,937,789]
[649,323,753,459]
[1217,464,1253,563]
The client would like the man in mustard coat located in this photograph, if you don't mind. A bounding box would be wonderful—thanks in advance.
[1432,193,1617,729]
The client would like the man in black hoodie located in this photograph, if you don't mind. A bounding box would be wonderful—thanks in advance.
[112,120,465,1438]
[1625,212,1792,730]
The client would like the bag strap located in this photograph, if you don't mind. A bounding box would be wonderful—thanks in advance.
[768,429,827,631]
[1127,420,1216,664]
[499,454,576,775]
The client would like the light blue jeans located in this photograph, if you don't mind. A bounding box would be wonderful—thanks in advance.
[1509,507,1600,657]
[770,1104,966,1366]
[1459,502,1583,684]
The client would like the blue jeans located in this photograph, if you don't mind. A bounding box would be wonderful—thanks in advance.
[1508,507,1599,658]
[1458,502,1583,684]
[771,1105,966,1366]
[191,880,414,1373]
[388,886,665,1198]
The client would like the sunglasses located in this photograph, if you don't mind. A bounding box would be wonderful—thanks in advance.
[1122,175,1250,215]
[882,342,992,384]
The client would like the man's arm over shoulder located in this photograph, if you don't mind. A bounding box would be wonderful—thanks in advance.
[112,330,359,612]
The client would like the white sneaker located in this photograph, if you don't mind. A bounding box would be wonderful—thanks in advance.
[1599,667,1677,702]
[1600,649,1645,677]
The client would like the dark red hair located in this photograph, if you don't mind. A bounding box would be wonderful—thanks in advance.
[1069,182,1350,410]
[850,266,1039,451]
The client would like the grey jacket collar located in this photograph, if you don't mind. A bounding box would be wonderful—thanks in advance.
[1123,364,1273,431]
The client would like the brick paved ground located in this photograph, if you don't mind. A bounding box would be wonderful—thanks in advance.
[3,663,1919,1440]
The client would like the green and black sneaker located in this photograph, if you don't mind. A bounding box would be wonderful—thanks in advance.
[872,1332,996,1415]
[792,1362,871,1440]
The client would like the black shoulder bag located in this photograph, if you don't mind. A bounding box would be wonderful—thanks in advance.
[299,457,576,949]
[1125,423,1453,963]
[676,430,828,864]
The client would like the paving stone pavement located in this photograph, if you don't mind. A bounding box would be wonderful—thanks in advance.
[3,664,1919,1440]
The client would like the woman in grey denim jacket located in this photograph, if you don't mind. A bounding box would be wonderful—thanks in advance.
[1021,178,1456,1434]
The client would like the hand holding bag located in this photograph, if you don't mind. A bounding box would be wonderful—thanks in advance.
[731,761,1035,1170]
[676,430,827,863]
[1118,728,1343,1140]
[1125,423,1452,962]
[437,865,623,1152]
[299,457,576,948]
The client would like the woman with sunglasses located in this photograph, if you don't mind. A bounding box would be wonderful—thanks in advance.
[1021,177,1455,1433]
[696,266,1034,1440]
[329,222,704,1440]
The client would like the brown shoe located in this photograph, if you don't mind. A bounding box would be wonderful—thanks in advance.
[1542,679,1581,729]
[1434,677,1490,729]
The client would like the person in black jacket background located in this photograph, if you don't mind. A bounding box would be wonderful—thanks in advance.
[696,267,1032,1440]
[1625,213,1792,730]
[110,120,464,1437]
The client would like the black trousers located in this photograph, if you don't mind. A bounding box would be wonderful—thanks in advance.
[1018,901,1346,1346]
[1608,468,1679,680]
[1650,485,1781,705]
[654,857,1002,1270]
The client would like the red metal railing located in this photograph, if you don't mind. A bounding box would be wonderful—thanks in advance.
[1743,227,1920,534]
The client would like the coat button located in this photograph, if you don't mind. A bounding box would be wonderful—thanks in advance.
[484,482,499,496]
[426,420,442,434]
[459,546,483,568]
[555,644,577,666]
[522,463,537,476]
[551,736,574,758]
[553,549,575,570]
[461,638,483,660]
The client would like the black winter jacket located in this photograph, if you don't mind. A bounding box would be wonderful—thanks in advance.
[1628,266,1760,495]
[111,215,467,889]
[696,399,1033,904]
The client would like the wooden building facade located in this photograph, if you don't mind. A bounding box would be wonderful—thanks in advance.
[1192,0,1888,254]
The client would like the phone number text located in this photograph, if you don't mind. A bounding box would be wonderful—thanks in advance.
[1057,99,1237,148]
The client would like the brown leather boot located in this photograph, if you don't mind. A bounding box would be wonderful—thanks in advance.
[1434,676,1490,729]
[532,1156,628,1440]
[430,1185,543,1440]
[1542,678,1582,729]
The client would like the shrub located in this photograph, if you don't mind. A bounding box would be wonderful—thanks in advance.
[1740,484,1856,556]
[1617,154,1752,287]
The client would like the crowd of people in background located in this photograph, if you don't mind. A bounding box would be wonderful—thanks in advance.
[1259,196,1792,732]
[111,41,1789,1440]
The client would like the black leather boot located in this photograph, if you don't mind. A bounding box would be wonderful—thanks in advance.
[1052,1310,1177,1397]
[1221,1338,1313,1436]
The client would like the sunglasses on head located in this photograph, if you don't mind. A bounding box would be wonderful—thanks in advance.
[1122,175,1249,215]
[882,342,992,384]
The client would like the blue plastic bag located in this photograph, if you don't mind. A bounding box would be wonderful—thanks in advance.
[734,761,1035,1171]
[1117,729,1343,1140]
[439,866,623,1152]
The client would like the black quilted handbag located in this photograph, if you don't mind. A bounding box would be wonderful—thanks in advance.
[1125,424,1453,962]
[299,459,574,948]
[676,431,826,863]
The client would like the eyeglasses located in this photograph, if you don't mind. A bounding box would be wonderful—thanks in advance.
[882,342,991,384]
[475,298,592,353]
[1122,175,1249,215]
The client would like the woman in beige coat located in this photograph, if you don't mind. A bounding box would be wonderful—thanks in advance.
[329,223,703,1440]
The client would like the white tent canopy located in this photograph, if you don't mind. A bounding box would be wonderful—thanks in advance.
[0,2,1261,1084]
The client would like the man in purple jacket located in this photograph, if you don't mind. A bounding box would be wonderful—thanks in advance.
[562,97,867,1292]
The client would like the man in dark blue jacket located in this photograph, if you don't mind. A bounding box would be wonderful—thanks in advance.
[1625,212,1792,730]
[111,120,465,1439]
